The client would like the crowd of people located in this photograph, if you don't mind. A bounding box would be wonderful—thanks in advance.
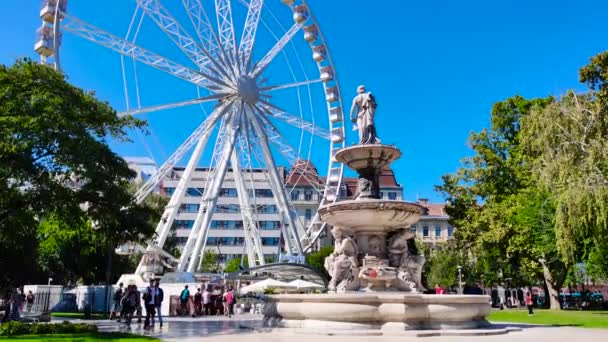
[109,281,237,329]
[1,288,35,323]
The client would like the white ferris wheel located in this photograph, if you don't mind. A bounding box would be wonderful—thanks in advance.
[35,0,346,275]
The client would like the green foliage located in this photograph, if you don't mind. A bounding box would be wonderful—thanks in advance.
[0,59,155,287]
[426,247,465,288]
[263,287,276,295]
[198,250,218,273]
[305,246,333,273]
[224,256,246,273]
[0,321,97,336]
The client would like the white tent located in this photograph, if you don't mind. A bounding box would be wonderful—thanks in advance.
[288,279,325,290]
[239,279,294,294]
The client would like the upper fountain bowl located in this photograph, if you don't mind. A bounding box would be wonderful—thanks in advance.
[318,199,425,232]
[335,144,401,172]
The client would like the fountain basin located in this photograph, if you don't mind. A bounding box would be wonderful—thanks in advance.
[261,293,491,333]
[319,200,424,231]
[335,144,401,171]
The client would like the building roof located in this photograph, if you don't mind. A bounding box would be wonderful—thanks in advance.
[124,156,157,166]
[416,199,447,217]
[285,160,322,187]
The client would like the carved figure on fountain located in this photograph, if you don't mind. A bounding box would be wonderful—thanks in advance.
[388,229,426,292]
[325,227,360,292]
[350,85,380,145]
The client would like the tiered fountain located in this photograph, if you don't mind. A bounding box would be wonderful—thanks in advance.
[261,86,491,335]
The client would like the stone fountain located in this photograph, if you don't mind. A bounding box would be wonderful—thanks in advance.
[261,86,491,335]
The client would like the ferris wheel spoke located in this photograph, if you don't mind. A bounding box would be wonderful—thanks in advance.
[257,100,330,140]
[245,106,304,256]
[260,78,323,92]
[137,0,235,85]
[118,93,228,117]
[61,14,225,92]
[183,112,242,272]
[181,0,221,61]
[252,21,305,78]
[215,0,238,68]
[238,0,264,73]
[134,100,233,203]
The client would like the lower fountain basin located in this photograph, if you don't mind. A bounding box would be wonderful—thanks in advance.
[319,200,424,231]
[261,293,491,333]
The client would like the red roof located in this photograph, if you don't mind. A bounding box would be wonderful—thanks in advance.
[285,160,322,187]
[378,168,399,187]
[416,199,446,216]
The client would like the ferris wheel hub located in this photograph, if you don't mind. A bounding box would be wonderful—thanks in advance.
[236,75,260,105]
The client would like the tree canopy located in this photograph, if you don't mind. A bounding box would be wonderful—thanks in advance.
[0,59,156,288]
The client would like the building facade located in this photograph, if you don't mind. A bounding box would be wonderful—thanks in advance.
[410,198,455,244]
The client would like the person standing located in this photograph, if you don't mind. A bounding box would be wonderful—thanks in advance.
[110,282,124,321]
[25,291,35,312]
[180,285,190,316]
[193,288,202,317]
[525,292,534,316]
[434,284,445,295]
[223,288,235,318]
[202,286,211,316]
[143,280,156,330]
[9,288,23,321]
[154,279,164,327]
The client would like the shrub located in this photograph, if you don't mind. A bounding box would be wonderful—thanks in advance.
[0,321,97,336]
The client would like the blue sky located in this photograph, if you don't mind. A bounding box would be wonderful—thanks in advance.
[1,0,607,202]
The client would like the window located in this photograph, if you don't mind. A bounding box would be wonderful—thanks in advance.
[179,203,200,213]
[388,192,397,200]
[215,204,240,213]
[379,192,384,199]
[304,191,313,201]
[219,188,237,197]
[435,226,442,237]
[259,221,281,230]
[163,187,176,196]
[448,226,454,237]
[423,226,429,237]
[256,205,277,214]
[305,209,312,221]
[262,237,280,246]
[186,187,204,196]
[410,225,416,234]
[173,220,194,229]
[291,190,300,201]
[210,220,243,229]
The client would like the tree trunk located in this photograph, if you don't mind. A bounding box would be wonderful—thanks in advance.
[540,260,565,310]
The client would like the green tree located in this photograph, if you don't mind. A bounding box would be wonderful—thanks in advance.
[305,246,333,273]
[0,59,154,288]
[436,95,570,308]
[224,256,246,273]
[426,247,464,289]
[198,250,218,273]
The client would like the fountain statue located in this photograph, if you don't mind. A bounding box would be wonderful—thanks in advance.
[261,86,491,334]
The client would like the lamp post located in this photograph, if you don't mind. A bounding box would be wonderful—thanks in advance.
[457,266,463,294]
[47,277,53,286]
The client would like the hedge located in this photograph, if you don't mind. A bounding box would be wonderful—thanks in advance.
[0,321,97,336]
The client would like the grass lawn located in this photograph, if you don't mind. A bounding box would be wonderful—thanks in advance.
[50,312,108,320]
[489,309,608,328]
[0,332,159,341]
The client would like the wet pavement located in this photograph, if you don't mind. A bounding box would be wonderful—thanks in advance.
[55,314,264,340]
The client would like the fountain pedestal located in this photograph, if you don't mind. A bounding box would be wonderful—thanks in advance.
[261,142,491,334]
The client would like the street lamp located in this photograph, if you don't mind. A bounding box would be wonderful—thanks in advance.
[47,277,53,286]
[457,266,463,294]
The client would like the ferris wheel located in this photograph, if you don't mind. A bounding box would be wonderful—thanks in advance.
[35,0,346,274]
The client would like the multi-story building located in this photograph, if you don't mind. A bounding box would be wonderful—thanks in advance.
[410,198,455,244]
[160,166,289,264]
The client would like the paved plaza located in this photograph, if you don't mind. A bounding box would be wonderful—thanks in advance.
[59,315,608,342]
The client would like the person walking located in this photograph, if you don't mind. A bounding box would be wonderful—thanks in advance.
[154,279,164,327]
[9,288,23,321]
[202,287,211,316]
[215,291,224,316]
[193,288,202,317]
[525,292,534,316]
[110,282,124,321]
[434,284,445,295]
[143,280,156,330]
[180,285,190,316]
